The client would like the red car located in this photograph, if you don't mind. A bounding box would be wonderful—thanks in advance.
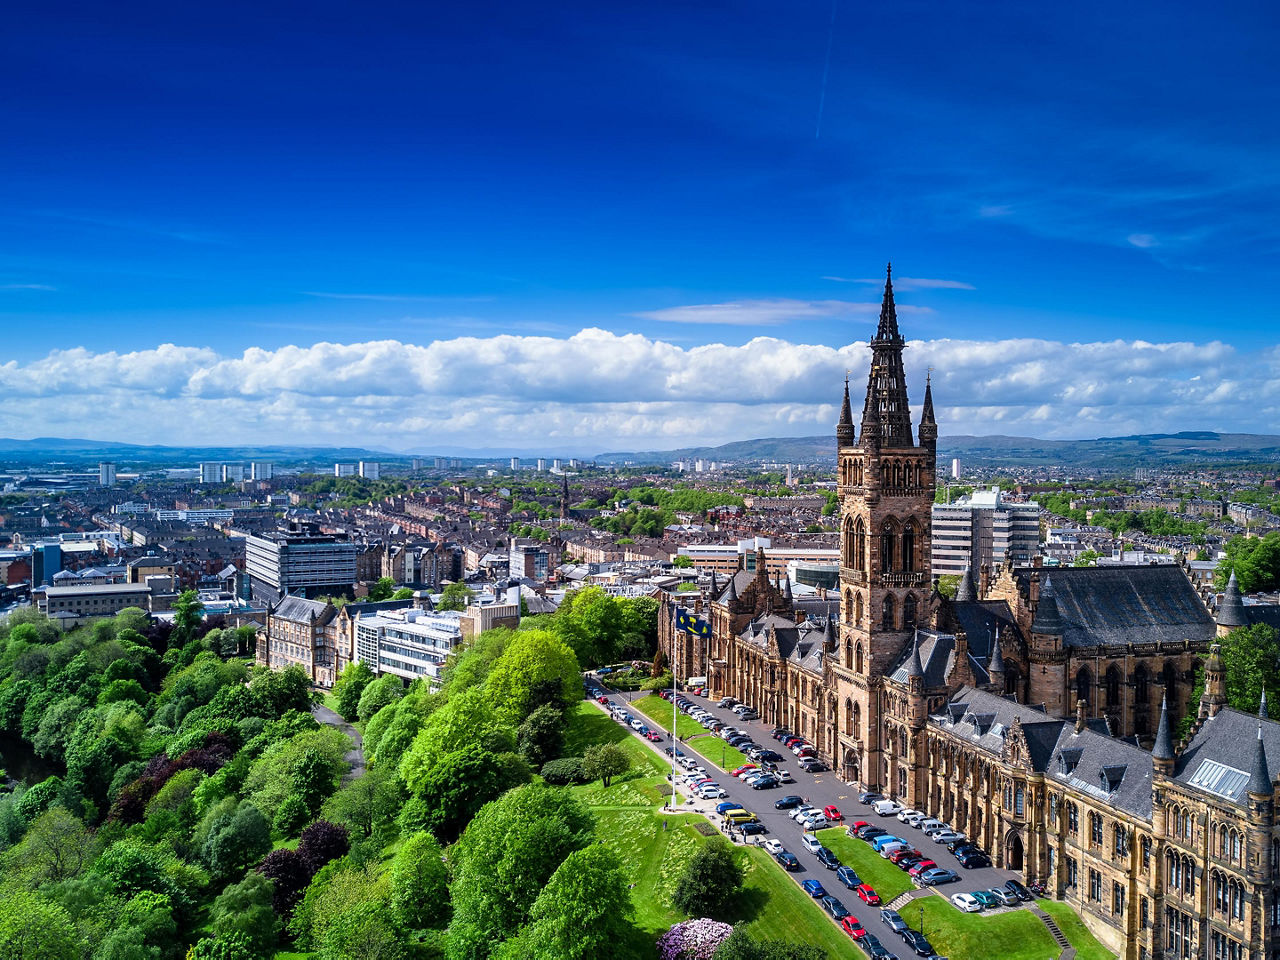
[850,820,871,832]
[596,696,609,704]
[823,805,844,822]
[889,847,921,864]
[731,764,758,777]
[645,731,663,742]
[855,884,881,905]
[840,917,867,940]
[908,859,937,877]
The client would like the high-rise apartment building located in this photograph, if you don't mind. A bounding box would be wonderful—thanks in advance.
[358,461,379,480]
[334,463,356,477]
[99,462,116,486]
[200,462,223,484]
[250,461,274,481]
[931,485,1039,577]
[509,457,520,471]
[221,463,245,482]
[245,522,358,602]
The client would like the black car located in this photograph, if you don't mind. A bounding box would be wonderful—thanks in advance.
[858,826,888,840]
[775,795,805,809]
[901,930,935,957]
[774,850,800,871]
[728,736,753,748]
[750,775,779,790]
[820,895,851,920]
[798,758,827,772]
[739,711,760,720]
[1005,878,1034,902]
[816,847,841,870]
[859,934,891,959]
[948,840,979,854]
[956,850,991,869]
[739,821,768,836]
[755,749,784,763]
[859,791,885,804]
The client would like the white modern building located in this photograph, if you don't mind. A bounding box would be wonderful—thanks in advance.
[353,607,464,685]
[221,463,246,483]
[509,457,520,471]
[334,463,357,477]
[200,462,223,484]
[99,462,116,486]
[358,461,380,480]
[931,485,1040,577]
[250,462,274,481]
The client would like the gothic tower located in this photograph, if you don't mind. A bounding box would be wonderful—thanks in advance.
[832,264,937,792]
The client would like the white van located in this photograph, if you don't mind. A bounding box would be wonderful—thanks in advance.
[920,818,944,835]
[873,799,903,816]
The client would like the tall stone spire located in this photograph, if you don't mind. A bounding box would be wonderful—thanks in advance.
[1217,570,1248,629]
[919,370,937,448]
[860,263,915,447]
[1152,694,1175,761]
[955,562,977,602]
[1248,723,1272,797]
[1031,577,1065,635]
[905,631,925,679]
[836,375,855,448]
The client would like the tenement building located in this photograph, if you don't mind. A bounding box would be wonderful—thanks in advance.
[660,265,1275,958]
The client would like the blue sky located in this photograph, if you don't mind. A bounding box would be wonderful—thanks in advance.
[1,0,1277,452]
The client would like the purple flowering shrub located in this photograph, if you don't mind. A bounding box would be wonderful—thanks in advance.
[656,918,733,960]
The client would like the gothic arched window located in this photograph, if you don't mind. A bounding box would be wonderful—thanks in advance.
[1163,661,1178,699]
[880,521,896,573]
[902,521,916,572]
[855,643,865,674]
[1105,665,1122,707]
[854,592,864,626]
[903,594,918,628]
[1134,664,1149,704]
[882,595,895,631]
[1075,666,1092,706]
[853,518,866,570]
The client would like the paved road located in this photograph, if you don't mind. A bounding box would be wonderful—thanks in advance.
[589,679,1028,957]
[312,702,365,782]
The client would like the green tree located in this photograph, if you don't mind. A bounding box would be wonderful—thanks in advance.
[1216,532,1280,593]
[671,836,744,918]
[292,748,338,815]
[356,674,405,724]
[484,629,581,723]
[438,582,475,612]
[390,831,450,929]
[1073,549,1101,567]
[1213,624,1280,718]
[672,555,693,568]
[2,805,95,884]
[553,586,624,666]
[406,742,530,842]
[201,800,272,881]
[516,703,565,768]
[581,742,628,788]
[446,784,593,959]
[506,845,633,960]
[399,688,515,791]
[712,930,828,960]
[210,872,277,957]
[187,933,259,960]
[0,887,79,960]
[248,665,313,717]
[391,587,415,600]
[367,577,397,602]
[332,661,375,723]
[171,590,205,649]
[935,574,960,599]
[322,763,401,840]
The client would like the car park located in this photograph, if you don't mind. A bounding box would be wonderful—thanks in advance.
[774,795,804,809]
[841,916,867,940]
[855,884,881,905]
[800,835,825,855]
[774,850,800,871]
[918,868,959,885]
[971,889,999,908]
[836,865,862,889]
[815,846,841,870]
[821,895,851,920]
[801,879,828,898]
[950,892,982,913]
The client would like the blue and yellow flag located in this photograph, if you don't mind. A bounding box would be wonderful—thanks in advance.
[676,608,710,637]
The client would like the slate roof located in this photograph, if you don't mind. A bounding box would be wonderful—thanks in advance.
[1047,718,1154,821]
[931,686,1053,757]
[1014,566,1213,648]
[1241,604,1280,632]
[738,613,828,675]
[1175,707,1280,806]
[888,630,982,688]
[949,600,1023,662]
[718,569,756,604]
[273,595,332,622]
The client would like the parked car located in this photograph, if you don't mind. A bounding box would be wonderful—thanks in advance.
[841,916,867,940]
[777,769,795,783]
[835,865,862,889]
[988,886,1020,906]
[800,835,825,855]
[798,757,827,772]
[750,775,779,790]
[697,784,727,799]
[859,791,885,804]
[822,804,844,821]
[815,846,841,870]
[873,799,903,816]
[918,868,960,886]
[932,831,966,845]
[901,811,928,828]
[740,821,768,836]
[755,749,784,763]
[879,909,907,934]
[715,801,740,814]
[1004,878,1034,902]
[855,884,881,905]
[800,813,830,830]
[821,895,851,920]
[775,850,800,871]
[732,764,758,777]
[857,826,888,841]
[896,808,923,823]
[907,860,938,878]
[859,933,893,959]
[762,838,784,854]
[902,929,935,957]
[871,835,906,853]
[738,710,760,720]
[919,818,944,835]
[718,697,739,708]
[956,849,991,869]
[950,892,982,913]
[971,889,999,909]
[774,795,804,810]
[800,878,828,898]
[791,805,819,822]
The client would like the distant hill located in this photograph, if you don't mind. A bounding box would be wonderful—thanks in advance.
[595,431,1280,470]
[0,437,400,467]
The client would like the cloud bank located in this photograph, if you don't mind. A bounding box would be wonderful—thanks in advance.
[0,332,1273,453]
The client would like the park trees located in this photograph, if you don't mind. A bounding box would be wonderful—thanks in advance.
[332,661,374,723]
[582,742,628,788]
[484,629,580,723]
[389,831,450,930]
[671,837,744,919]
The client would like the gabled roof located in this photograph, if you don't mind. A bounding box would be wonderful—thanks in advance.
[273,595,333,623]
[946,599,1022,662]
[1014,566,1213,648]
[1048,719,1153,820]
[1176,707,1280,806]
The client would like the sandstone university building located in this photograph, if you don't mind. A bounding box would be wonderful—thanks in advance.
[660,267,1278,960]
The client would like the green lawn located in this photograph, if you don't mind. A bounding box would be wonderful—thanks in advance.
[913,896,1061,960]
[816,827,914,902]
[1039,900,1117,960]
[565,700,668,776]
[631,694,706,740]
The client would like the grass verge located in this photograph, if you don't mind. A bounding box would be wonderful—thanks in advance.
[914,896,1060,960]
[816,827,914,902]
[1039,900,1117,960]
[631,694,706,740]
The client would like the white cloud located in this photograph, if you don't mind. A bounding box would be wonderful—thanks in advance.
[1127,233,1159,248]
[0,333,1272,452]
[0,283,56,291]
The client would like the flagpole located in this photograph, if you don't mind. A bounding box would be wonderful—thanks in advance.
[671,605,679,809]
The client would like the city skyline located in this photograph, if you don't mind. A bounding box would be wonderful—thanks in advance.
[2,0,1277,448]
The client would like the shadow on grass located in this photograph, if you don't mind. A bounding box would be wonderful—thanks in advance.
[720,884,771,926]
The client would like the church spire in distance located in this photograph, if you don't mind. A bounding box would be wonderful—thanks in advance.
[836,374,855,447]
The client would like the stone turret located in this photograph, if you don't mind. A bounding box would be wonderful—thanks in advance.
[1152,694,1175,776]
[1201,643,1227,719]
[1216,570,1248,637]
[955,562,977,602]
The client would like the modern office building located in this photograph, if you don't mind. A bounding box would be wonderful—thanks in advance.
[931,485,1040,577]
[200,462,223,484]
[358,461,379,480]
[245,522,358,602]
[352,606,464,686]
[98,462,116,486]
[509,539,551,581]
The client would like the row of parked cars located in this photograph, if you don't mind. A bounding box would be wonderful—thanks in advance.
[597,697,664,742]
[853,796,992,870]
